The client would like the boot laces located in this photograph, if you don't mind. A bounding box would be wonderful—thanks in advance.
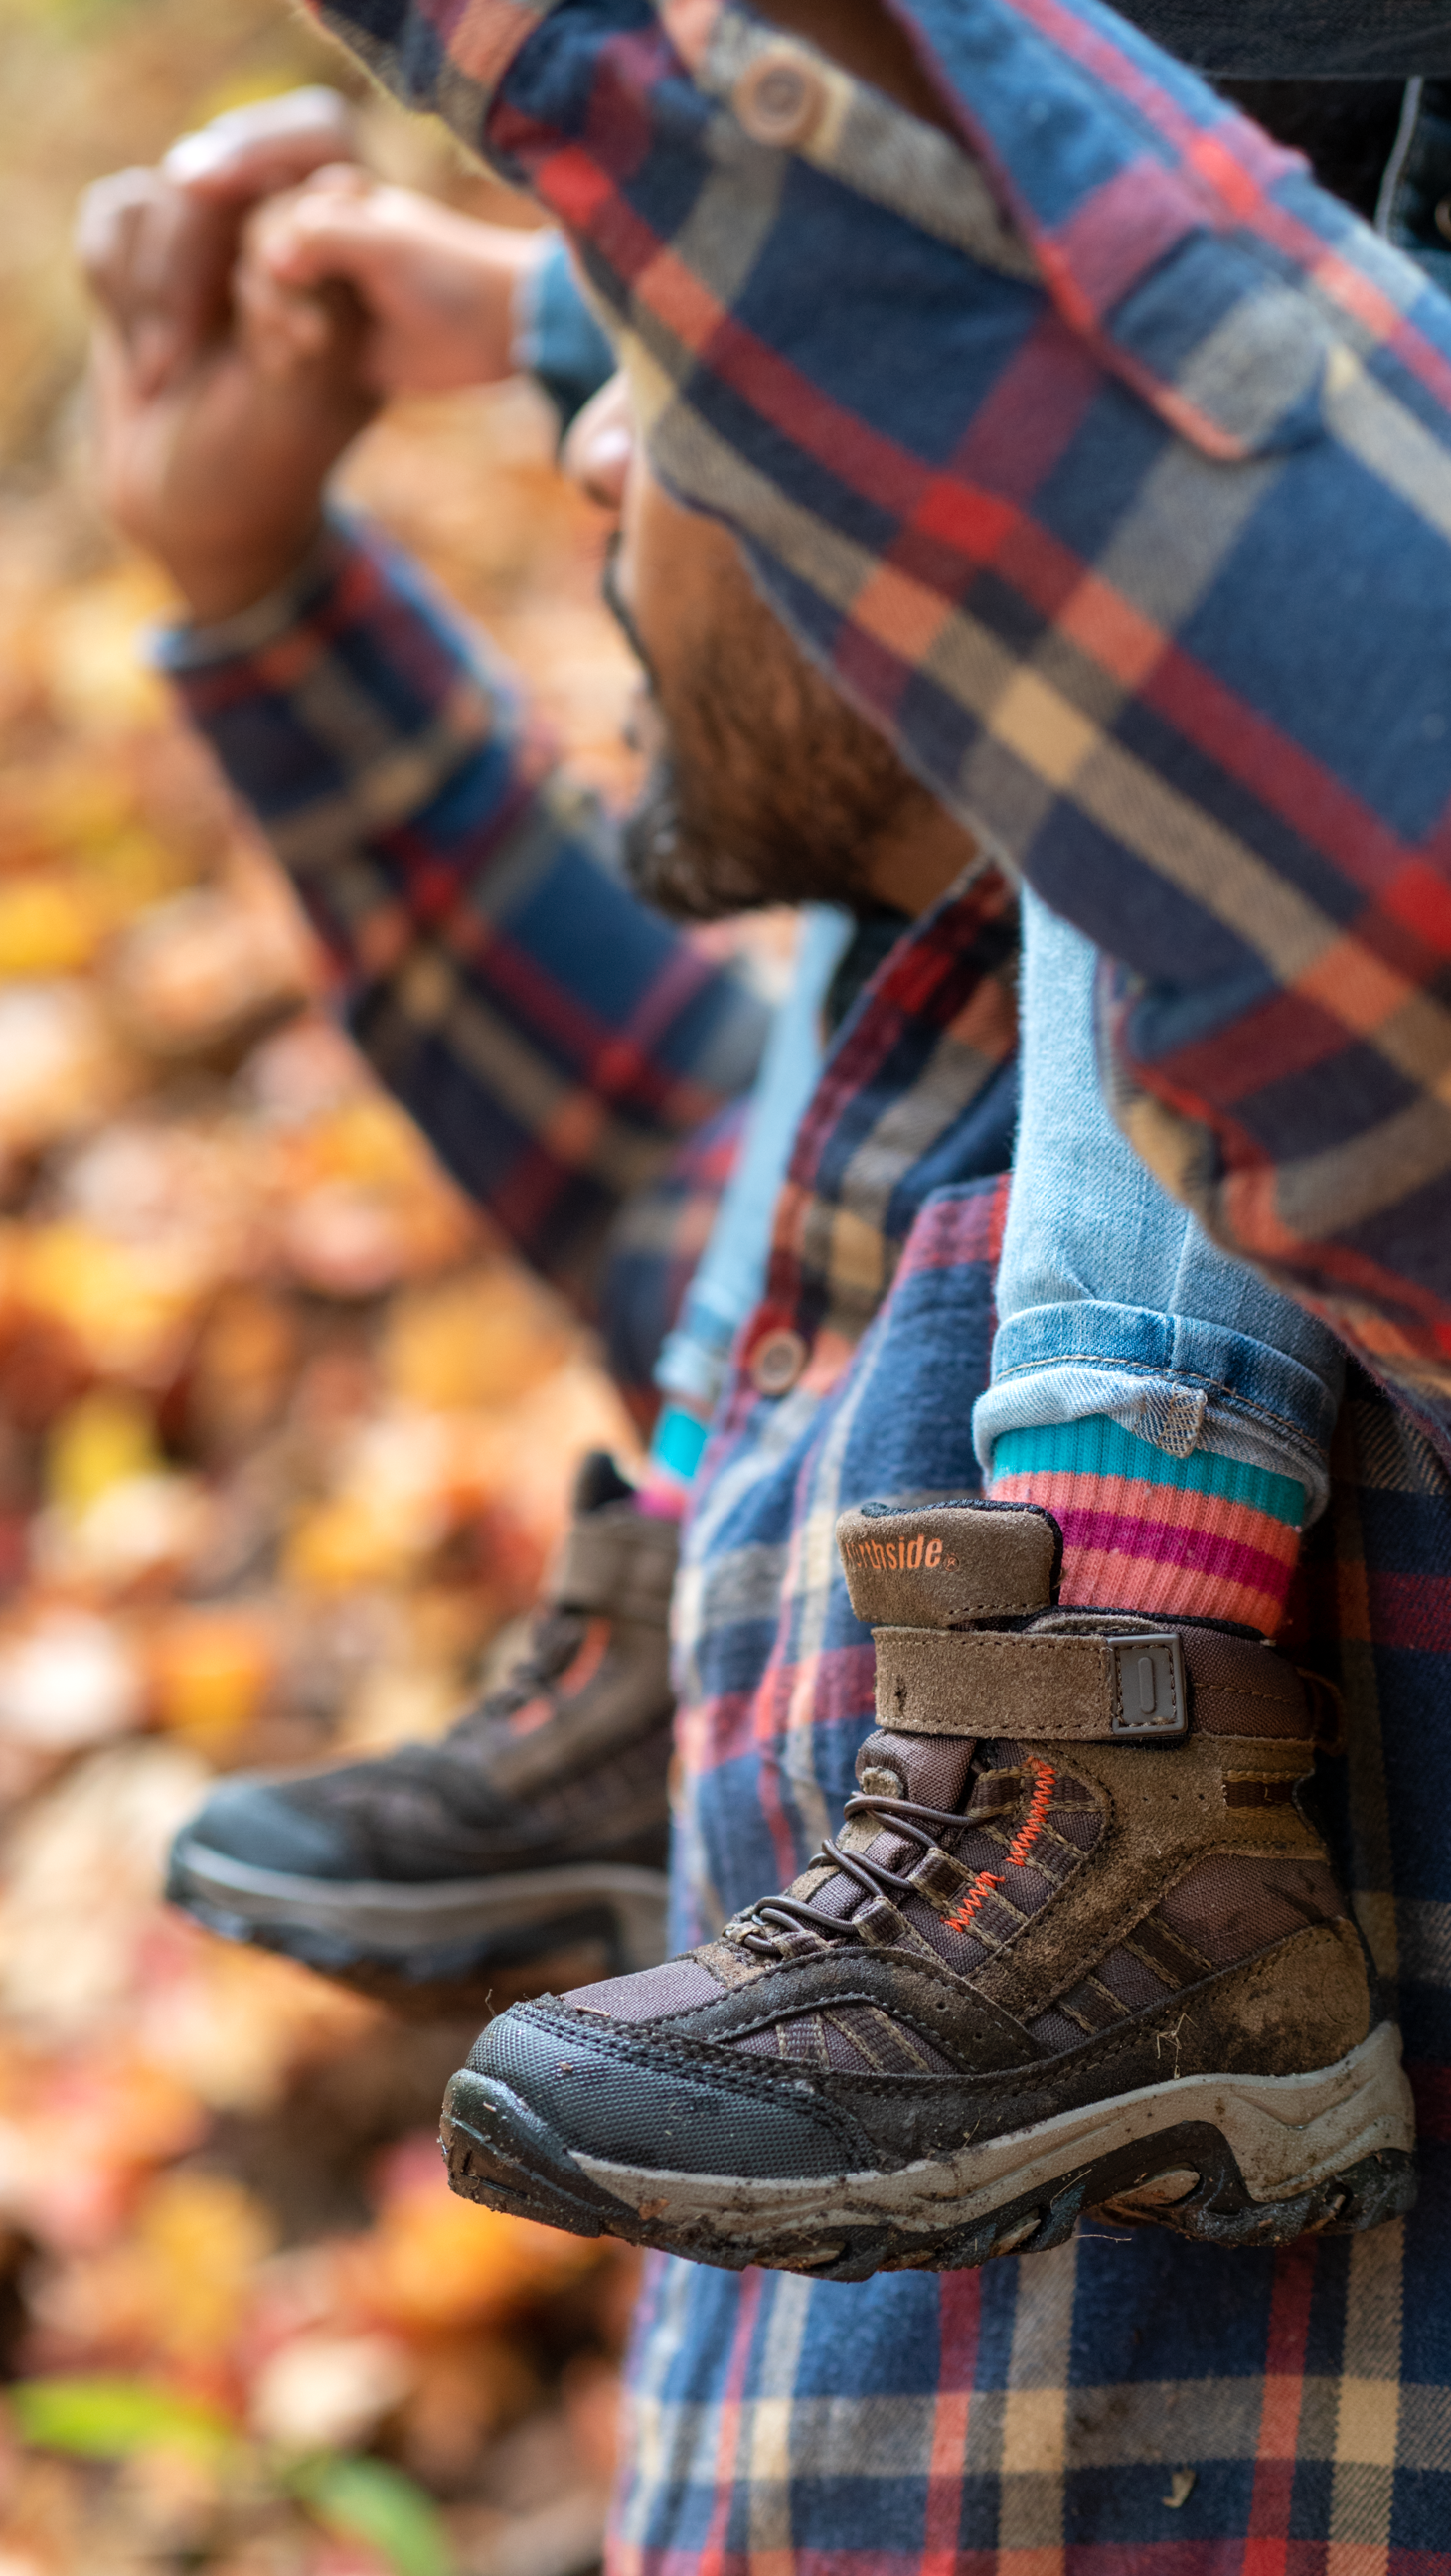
[447,1607,591,1743]
[731,1759,1029,1959]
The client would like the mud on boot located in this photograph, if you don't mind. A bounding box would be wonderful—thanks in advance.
[441,1496,1414,2270]
[168,1454,678,2009]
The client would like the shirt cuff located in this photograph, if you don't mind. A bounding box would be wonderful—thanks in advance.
[512,232,618,436]
[150,516,358,674]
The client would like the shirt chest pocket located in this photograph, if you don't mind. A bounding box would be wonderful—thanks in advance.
[1092,226,1333,460]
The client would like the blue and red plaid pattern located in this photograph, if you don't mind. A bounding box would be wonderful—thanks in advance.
[602,1095,749,1430]
[630,1176,1451,2576]
[175,501,1451,2567]
[159,516,768,1344]
[307,0,1451,1456]
[166,0,1451,2536]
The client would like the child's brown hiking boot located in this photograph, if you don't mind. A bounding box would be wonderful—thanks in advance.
[168,1454,677,2008]
[441,1496,1414,2276]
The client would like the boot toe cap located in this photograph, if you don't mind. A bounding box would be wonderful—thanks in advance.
[172,1778,363,1884]
[469,1999,868,2179]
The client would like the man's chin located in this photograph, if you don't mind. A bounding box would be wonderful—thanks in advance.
[618,778,762,921]
[619,770,866,921]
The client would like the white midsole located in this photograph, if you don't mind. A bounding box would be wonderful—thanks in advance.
[572,2021,1413,2239]
[176,1840,668,1952]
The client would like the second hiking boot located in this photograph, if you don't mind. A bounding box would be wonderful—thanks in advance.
[168,1455,678,2007]
[441,1496,1414,2276]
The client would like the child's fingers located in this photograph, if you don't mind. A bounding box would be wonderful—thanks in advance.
[233,257,334,380]
[77,169,236,394]
[163,89,357,203]
[245,170,387,296]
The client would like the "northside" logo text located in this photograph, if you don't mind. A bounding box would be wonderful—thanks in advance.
[840,1532,955,1572]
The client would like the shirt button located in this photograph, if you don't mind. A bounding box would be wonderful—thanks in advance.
[732,51,825,149]
[749,1326,809,1397]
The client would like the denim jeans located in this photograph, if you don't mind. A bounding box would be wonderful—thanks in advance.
[972,891,1347,1520]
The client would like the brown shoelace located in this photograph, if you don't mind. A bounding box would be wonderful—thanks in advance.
[732,1765,1025,1958]
[451,1608,593,1739]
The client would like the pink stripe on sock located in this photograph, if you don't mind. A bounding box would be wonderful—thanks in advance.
[992,1466,1299,1634]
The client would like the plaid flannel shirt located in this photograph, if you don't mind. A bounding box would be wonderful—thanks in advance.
[160,522,767,1415]
[310,0,1451,1466]
[173,517,1450,2567]
[172,0,1451,2555]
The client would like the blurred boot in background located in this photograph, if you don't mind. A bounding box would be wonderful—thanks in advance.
[169,908,857,2006]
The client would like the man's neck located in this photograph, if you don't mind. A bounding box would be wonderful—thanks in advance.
[866,811,980,917]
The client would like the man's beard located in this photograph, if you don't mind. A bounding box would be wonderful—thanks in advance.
[616,622,937,923]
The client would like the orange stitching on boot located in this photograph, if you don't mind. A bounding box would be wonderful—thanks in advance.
[943,1761,1056,1932]
[945,1871,1003,1930]
[1005,1758,1056,1866]
[555,1615,612,1699]
[509,1615,612,1733]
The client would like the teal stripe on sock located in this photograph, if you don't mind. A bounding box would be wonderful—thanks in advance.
[649,1403,709,1484]
[994,1414,1305,1526]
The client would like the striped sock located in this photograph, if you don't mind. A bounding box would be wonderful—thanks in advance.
[990,1415,1305,1636]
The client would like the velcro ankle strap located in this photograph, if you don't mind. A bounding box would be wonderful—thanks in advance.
[873,1625,1313,1743]
[551,1512,679,1626]
[875,1627,1189,1741]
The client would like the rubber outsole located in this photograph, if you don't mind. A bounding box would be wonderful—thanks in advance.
[438,2021,1416,2279]
[167,1840,669,2009]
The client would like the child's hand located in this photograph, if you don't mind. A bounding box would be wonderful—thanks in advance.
[236,163,547,400]
[79,87,549,624]
[78,98,378,624]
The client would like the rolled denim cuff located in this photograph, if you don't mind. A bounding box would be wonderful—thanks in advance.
[973,1300,1341,1520]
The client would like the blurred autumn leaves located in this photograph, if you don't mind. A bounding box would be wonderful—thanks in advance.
[0,0,655,2569]
[10,2146,632,2570]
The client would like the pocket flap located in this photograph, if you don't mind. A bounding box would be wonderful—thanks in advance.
[1095,227,1330,457]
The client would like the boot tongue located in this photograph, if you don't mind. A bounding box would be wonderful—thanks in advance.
[571,1449,636,1514]
[802,1727,980,1924]
[858,1726,979,1812]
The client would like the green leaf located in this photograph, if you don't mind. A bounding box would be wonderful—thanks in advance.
[288,2454,455,2576]
[10,2376,237,2463]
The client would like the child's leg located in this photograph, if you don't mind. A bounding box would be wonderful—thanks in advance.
[974,888,1346,1635]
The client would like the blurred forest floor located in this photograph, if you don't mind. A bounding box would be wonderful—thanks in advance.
[0,1,731,2568]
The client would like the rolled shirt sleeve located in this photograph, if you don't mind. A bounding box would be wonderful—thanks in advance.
[158,515,767,1313]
